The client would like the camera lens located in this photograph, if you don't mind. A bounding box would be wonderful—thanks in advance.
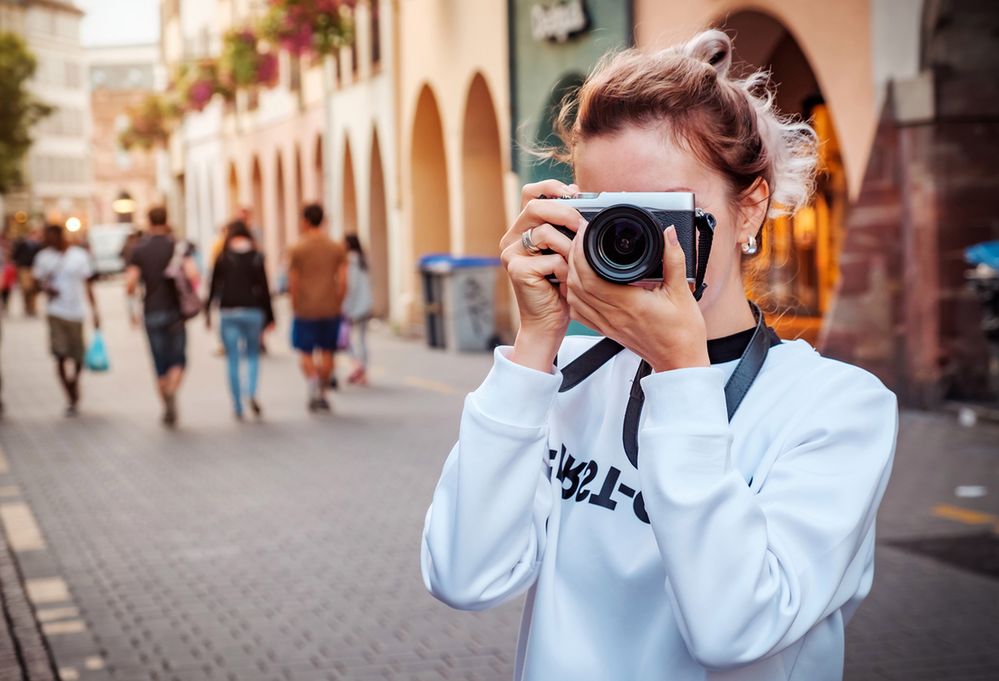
[583,205,663,284]
[599,218,647,269]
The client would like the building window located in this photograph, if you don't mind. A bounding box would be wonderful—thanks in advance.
[65,61,80,88]
[370,0,380,66]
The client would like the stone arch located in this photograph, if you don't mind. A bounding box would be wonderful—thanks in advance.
[342,136,358,237]
[368,127,389,317]
[718,9,848,334]
[410,84,451,261]
[227,161,240,218]
[274,150,287,258]
[530,71,585,186]
[293,144,304,233]
[461,72,511,337]
[312,133,325,214]
[250,156,264,239]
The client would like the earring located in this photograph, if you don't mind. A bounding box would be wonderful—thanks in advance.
[741,235,758,255]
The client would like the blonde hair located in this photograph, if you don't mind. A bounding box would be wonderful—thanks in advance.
[550,30,818,217]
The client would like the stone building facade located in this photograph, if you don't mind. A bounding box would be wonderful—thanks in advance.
[87,43,162,227]
[0,0,92,228]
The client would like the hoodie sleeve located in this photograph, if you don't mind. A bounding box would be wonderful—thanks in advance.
[636,364,897,670]
[421,347,562,611]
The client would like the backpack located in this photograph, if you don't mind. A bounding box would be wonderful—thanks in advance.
[164,241,201,321]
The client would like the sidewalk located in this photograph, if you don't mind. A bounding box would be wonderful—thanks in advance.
[0,281,996,680]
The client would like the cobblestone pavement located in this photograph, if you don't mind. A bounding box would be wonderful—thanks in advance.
[0,281,997,681]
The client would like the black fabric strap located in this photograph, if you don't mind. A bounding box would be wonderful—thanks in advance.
[558,337,627,392]
[558,302,775,469]
[692,210,715,301]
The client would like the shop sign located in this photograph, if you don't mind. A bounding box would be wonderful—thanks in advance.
[531,0,590,43]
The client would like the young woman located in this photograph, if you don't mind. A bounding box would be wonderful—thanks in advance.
[205,219,274,420]
[342,234,374,386]
[421,31,897,681]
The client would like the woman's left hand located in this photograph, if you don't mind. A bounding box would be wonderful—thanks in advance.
[566,225,710,372]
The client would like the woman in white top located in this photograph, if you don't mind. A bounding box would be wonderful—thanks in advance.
[421,30,897,681]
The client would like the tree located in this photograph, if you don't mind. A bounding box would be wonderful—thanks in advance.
[0,32,52,194]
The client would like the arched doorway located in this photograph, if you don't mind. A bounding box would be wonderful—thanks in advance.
[410,85,452,262]
[227,162,239,217]
[720,10,847,340]
[531,72,585,185]
[369,129,389,318]
[251,156,264,243]
[461,72,511,337]
[293,145,304,234]
[314,133,324,216]
[342,137,358,237]
[274,151,287,259]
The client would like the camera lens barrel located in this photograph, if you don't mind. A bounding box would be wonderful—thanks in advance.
[583,205,664,284]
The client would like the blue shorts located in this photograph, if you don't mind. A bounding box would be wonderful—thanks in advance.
[292,317,341,353]
[144,310,187,377]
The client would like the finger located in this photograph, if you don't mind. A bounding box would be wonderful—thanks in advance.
[502,198,586,251]
[527,224,573,258]
[567,287,611,334]
[662,225,691,296]
[520,179,578,208]
[506,252,568,283]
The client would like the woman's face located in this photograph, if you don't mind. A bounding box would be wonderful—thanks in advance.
[573,124,746,312]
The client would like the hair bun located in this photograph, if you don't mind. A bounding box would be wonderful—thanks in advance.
[684,29,732,78]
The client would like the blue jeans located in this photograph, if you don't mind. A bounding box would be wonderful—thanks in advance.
[144,310,187,377]
[220,308,264,414]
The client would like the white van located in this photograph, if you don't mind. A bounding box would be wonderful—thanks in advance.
[88,223,136,275]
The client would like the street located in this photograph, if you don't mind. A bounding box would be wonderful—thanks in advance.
[0,281,997,681]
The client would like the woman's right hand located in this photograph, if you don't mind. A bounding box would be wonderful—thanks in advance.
[499,180,585,372]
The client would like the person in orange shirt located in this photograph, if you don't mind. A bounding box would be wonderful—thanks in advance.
[287,204,348,412]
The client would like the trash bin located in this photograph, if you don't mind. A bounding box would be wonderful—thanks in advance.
[418,254,502,351]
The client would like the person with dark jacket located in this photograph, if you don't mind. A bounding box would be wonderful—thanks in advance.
[205,219,274,420]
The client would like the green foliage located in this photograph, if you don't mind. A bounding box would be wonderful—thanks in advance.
[0,31,51,193]
[119,93,183,151]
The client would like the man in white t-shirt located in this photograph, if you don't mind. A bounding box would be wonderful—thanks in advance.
[32,224,101,416]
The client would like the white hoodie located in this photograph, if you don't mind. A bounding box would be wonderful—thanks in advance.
[421,334,898,681]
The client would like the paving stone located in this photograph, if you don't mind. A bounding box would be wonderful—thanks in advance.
[0,285,997,680]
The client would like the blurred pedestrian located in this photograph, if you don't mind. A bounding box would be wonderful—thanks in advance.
[32,224,101,416]
[125,206,197,427]
[205,219,274,421]
[0,232,14,311]
[342,234,374,386]
[13,227,42,316]
[288,204,348,412]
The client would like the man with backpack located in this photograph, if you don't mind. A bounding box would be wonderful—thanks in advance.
[125,206,199,427]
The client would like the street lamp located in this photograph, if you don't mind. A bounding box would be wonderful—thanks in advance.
[112,190,135,222]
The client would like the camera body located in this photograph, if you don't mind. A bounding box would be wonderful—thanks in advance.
[546,192,703,285]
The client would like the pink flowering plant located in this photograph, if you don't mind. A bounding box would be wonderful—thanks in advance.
[119,93,183,150]
[261,0,357,59]
[173,60,233,111]
[220,28,280,90]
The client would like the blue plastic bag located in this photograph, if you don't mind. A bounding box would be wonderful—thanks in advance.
[84,330,110,372]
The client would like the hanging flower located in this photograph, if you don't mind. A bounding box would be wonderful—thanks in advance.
[220,27,280,90]
[173,59,233,111]
[261,0,357,59]
[119,93,183,150]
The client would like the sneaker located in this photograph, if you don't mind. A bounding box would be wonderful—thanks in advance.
[64,405,78,418]
[316,397,332,412]
[307,398,322,413]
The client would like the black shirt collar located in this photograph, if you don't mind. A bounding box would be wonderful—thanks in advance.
[708,326,782,364]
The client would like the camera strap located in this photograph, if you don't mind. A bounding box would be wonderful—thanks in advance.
[557,302,777,469]
[692,209,715,301]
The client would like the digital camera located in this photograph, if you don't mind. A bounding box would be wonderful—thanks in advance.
[545,192,713,285]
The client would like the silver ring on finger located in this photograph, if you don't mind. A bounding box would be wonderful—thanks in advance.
[522,228,543,254]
